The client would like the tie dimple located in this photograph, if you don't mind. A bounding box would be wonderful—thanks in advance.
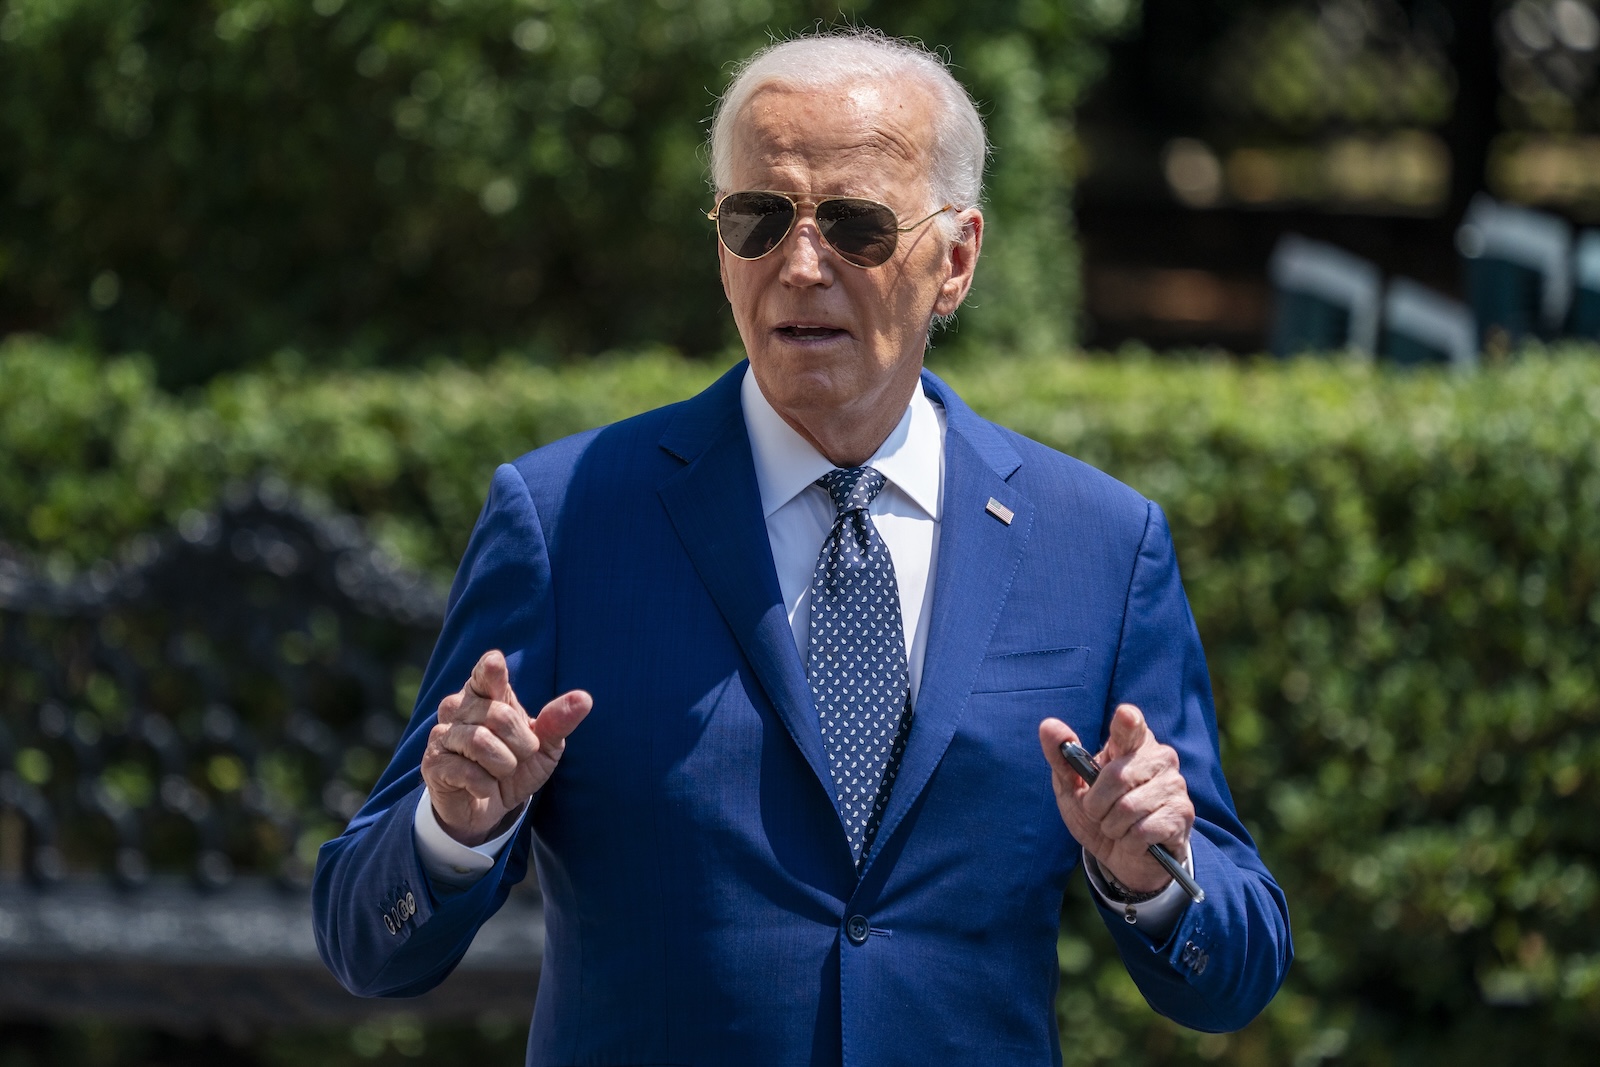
[808,466,912,871]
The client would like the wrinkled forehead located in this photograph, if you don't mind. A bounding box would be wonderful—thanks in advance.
[723,80,939,197]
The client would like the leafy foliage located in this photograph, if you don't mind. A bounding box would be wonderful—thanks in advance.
[6,336,1600,1062]
[961,348,1600,1065]
[0,0,1133,386]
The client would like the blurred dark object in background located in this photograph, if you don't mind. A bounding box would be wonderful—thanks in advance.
[1077,0,1600,354]
[1379,275,1479,366]
[1263,191,1598,368]
[1268,235,1382,356]
[1574,230,1600,335]
[1457,194,1574,349]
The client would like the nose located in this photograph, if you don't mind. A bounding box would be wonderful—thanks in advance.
[776,212,834,287]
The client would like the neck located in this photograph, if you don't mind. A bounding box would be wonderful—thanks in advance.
[746,358,924,468]
[779,391,913,468]
[786,423,879,469]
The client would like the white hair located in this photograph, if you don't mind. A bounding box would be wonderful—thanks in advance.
[708,29,989,239]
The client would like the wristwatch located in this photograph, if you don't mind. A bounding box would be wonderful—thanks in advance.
[1101,868,1165,903]
[1099,863,1165,923]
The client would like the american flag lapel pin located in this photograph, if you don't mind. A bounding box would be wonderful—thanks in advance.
[985,497,1014,526]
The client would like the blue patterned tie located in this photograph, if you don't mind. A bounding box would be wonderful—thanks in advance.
[808,466,912,869]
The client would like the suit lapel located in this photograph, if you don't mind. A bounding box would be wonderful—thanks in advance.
[654,363,1036,861]
[863,371,1034,872]
[655,365,837,812]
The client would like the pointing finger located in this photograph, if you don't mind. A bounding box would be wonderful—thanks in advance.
[1104,703,1150,762]
[468,649,512,704]
[447,650,517,727]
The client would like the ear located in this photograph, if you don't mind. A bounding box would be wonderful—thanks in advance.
[932,208,984,319]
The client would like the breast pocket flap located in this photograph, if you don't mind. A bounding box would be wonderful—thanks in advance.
[972,646,1088,693]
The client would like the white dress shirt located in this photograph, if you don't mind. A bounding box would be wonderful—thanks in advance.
[412,366,1190,933]
[740,367,943,701]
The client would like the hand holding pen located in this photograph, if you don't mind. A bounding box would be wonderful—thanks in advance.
[1038,705,1204,905]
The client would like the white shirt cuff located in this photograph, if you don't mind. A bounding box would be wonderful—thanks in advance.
[412,788,528,890]
[1082,842,1195,939]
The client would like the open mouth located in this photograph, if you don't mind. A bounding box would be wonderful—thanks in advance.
[776,324,848,340]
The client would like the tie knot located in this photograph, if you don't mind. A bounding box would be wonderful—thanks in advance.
[817,466,886,516]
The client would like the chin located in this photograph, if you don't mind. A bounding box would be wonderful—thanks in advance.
[775,367,845,404]
[756,359,843,406]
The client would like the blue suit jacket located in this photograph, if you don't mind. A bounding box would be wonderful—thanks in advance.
[313,363,1291,1066]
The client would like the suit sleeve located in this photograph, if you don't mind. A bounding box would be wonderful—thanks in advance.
[1099,501,1293,1033]
[311,462,558,997]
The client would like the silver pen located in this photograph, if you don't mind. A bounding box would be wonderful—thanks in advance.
[1059,740,1205,904]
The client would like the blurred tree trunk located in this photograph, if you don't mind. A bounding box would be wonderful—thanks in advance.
[1441,0,1502,222]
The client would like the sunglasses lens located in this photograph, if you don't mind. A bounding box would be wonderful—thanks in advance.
[716,192,797,259]
[816,198,899,267]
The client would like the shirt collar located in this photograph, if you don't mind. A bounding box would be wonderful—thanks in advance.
[741,364,942,521]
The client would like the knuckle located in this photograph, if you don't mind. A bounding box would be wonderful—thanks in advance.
[461,726,496,758]
[486,703,525,734]
[449,724,484,757]
[467,732,515,773]
[1112,794,1145,822]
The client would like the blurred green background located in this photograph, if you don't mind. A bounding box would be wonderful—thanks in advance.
[4,0,1600,1065]
[0,0,1127,384]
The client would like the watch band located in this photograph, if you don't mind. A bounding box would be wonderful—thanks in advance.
[1100,865,1165,904]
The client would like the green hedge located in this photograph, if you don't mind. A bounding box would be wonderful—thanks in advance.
[5,336,1600,1064]
[0,0,1128,385]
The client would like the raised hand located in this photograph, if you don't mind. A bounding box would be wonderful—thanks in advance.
[422,649,592,846]
[1039,704,1195,894]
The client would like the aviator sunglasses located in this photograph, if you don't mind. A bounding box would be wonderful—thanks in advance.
[707,190,954,269]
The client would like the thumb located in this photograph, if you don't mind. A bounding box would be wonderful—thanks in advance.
[468,649,512,703]
[532,689,593,747]
[1104,703,1149,761]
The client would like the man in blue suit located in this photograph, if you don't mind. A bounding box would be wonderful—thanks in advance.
[314,30,1291,1065]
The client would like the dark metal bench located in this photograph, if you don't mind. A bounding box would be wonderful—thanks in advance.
[0,483,541,1028]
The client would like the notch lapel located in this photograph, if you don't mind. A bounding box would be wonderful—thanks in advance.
[655,368,837,814]
[863,372,1035,871]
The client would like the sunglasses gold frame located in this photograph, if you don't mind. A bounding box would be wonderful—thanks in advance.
[706,190,955,268]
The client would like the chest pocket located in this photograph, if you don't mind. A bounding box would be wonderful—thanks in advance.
[971,646,1088,693]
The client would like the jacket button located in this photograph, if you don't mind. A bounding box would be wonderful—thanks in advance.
[845,915,870,945]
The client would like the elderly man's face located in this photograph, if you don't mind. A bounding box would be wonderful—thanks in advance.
[718,82,981,460]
